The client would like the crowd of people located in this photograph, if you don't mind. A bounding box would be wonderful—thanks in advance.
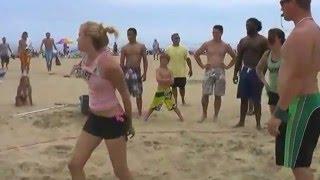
[1,0,320,179]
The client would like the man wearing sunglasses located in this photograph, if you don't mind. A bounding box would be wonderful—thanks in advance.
[165,33,193,105]
[267,0,320,179]
[233,18,269,130]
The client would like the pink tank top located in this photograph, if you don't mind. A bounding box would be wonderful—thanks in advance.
[77,51,122,113]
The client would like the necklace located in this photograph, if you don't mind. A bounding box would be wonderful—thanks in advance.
[296,17,313,25]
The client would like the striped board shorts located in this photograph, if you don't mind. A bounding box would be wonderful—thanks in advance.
[276,93,320,168]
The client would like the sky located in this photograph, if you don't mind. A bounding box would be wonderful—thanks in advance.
[1,0,320,51]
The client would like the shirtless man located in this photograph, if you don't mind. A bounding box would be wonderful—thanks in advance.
[120,28,148,117]
[233,18,269,129]
[194,25,236,122]
[18,32,31,74]
[40,32,57,72]
[267,0,320,179]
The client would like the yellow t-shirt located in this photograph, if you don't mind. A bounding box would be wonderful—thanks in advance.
[165,45,188,78]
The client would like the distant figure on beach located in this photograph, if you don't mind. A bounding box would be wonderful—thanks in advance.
[68,21,134,180]
[120,27,148,117]
[153,39,160,60]
[267,0,320,179]
[0,37,14,70]
[113,42,118,55]
[256,28,285,114]
[18,32,32,74]
[233,18,268,130]
[165,33,193,105]
[40,32,58,73]
[15,75,33,106]
[63,42,69,57]
[194,25,236,123]
[144,53,184,122]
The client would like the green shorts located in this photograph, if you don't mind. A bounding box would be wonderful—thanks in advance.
[150,88,176,111]
[276,93,320,168]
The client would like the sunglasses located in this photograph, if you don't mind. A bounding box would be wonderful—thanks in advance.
[280,0,290,6]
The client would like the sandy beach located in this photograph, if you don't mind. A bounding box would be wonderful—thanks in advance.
[1,55,320,180]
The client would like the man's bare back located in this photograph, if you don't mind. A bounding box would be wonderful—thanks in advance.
[280,19,320,95]
[204,40,235,68]
[238,34,268,68]
[42,38,54,50]
[121,43,146,68]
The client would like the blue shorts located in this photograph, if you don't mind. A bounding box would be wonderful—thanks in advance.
[237,67,264,103]
[45,50,53,62]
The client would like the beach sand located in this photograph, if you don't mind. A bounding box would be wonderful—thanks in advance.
[1,55,319,180]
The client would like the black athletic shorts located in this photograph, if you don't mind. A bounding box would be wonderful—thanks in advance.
[83,113,127,139]
[172,77,187,89]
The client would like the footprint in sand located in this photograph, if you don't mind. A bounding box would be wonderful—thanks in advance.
[40,175,56,180]
[18,161,41,172]
[42,144,73,158]
[87,174,106,180]
[143,141,153,147]
[32,117,70,129]
[227,140,244,151]
[19,177,32,180]
[249,146,266,156]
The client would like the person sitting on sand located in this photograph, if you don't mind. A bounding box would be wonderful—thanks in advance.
[15,75,33,106]
[144,53,184,122]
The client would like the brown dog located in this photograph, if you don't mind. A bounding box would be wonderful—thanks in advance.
[15,76,33,106]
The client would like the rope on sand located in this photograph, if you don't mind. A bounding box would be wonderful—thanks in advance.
[0,130,239,153]
[13,103,78,118]
[0,136,78,153]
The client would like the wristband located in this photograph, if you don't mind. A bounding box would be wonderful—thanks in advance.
[274,105,289,123]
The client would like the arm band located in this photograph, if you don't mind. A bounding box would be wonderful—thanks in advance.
[274,105,289,123]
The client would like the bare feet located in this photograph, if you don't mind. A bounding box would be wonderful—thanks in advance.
[233,122,245,128]
[213,116,218,122]
[198,115,207,123]
[256,124,262,130]
[144,117,149,122]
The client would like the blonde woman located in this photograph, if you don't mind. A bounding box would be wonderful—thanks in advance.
[68,21,134,180]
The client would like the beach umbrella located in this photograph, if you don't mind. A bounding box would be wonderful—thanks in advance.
[57,38,73,44]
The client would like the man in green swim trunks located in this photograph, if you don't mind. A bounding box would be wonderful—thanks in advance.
[268,0,320,179]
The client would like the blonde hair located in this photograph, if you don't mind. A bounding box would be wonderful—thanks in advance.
[82,21,119,50]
